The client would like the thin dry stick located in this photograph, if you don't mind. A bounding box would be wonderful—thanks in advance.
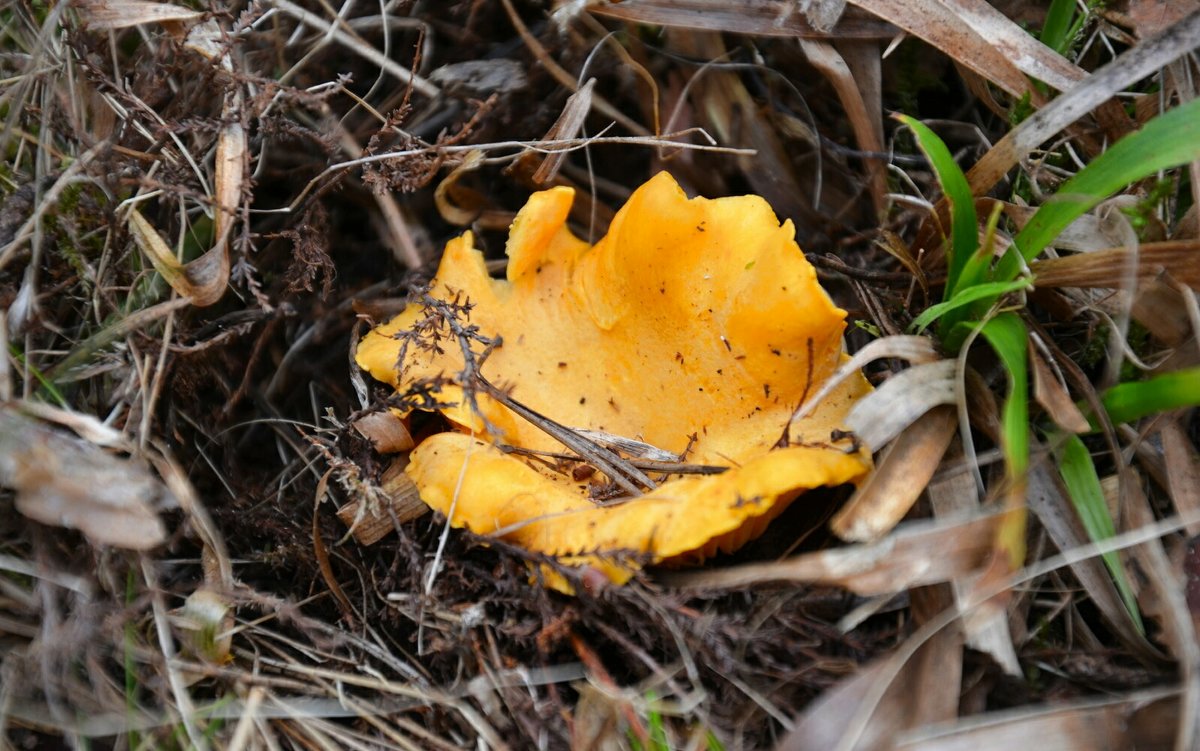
[269,131,748,213]
[269,0,438,98]
[139,301,176,450]
[226,686,265,751]
[141,557,207,751]
[503,445,726,476]
[475,375,655,495]
[0,311,10,402]
[499,0,650,137]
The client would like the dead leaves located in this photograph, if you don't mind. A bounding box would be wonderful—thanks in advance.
[357,172,873,587]
[0,406,169,549]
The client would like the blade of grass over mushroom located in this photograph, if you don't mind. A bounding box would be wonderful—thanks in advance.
[997,97,1200,280]
[789,334,938,424]
[473,374,655,496]
[1054,434,1143,629]
[844,359,957,452]
[1100,366,1200,426]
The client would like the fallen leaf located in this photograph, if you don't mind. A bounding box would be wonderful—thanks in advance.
[76,0,202,30]
[1,406,168,549]
[357,172,872,587]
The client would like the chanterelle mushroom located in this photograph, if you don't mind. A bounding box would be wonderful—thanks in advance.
[357,172,872,589]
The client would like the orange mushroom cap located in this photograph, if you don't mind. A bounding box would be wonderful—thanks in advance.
[356,171,872,589]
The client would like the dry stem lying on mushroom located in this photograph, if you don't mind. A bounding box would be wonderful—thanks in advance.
[356,172,873,591]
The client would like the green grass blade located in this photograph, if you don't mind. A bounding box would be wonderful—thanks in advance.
[979,312,1031,567]
[911,278,1032,333]
[1041,0,1077,54]
[1101,366,1200,425]
[8,343,69,408]
[1055,434,1143,630]
[896,115,981,299]
[979,313,1030,477]
[1001,97,1200,278]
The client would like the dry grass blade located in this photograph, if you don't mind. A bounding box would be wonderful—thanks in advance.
[1160,420,1200,537]
[963,8,1200,199]
[1031,241,1200,289]
[590,1,898,39]
[845,359,958,451]
[0,406,168,549]
[1027,464,1165,664]
[530,79,596,186]
[214,91,246,246]
[798,39,886,214]
[939,2,1074,89]
[779,594,965,751]
[832,405,957,543]
[662,509,998,594]
[791,335,939,424]
[1001,202,1122,252]
[927,455,1021,676]
[1118,471,1200,749]
[848,0,1035,99]
[1030,343,1090,434]
[893,686,1180,750]
[434,150,497,227]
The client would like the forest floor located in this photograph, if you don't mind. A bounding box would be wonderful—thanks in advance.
[2,1,1200,749]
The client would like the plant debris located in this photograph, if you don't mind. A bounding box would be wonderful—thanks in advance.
[5,1,1200,748]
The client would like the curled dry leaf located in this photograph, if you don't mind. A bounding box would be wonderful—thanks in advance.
[76,0,202,30]
[176,589,233,665]
[357,172,872,587]
[844,358,958,451]
[0,407,168,549]
[128,208,229,307]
